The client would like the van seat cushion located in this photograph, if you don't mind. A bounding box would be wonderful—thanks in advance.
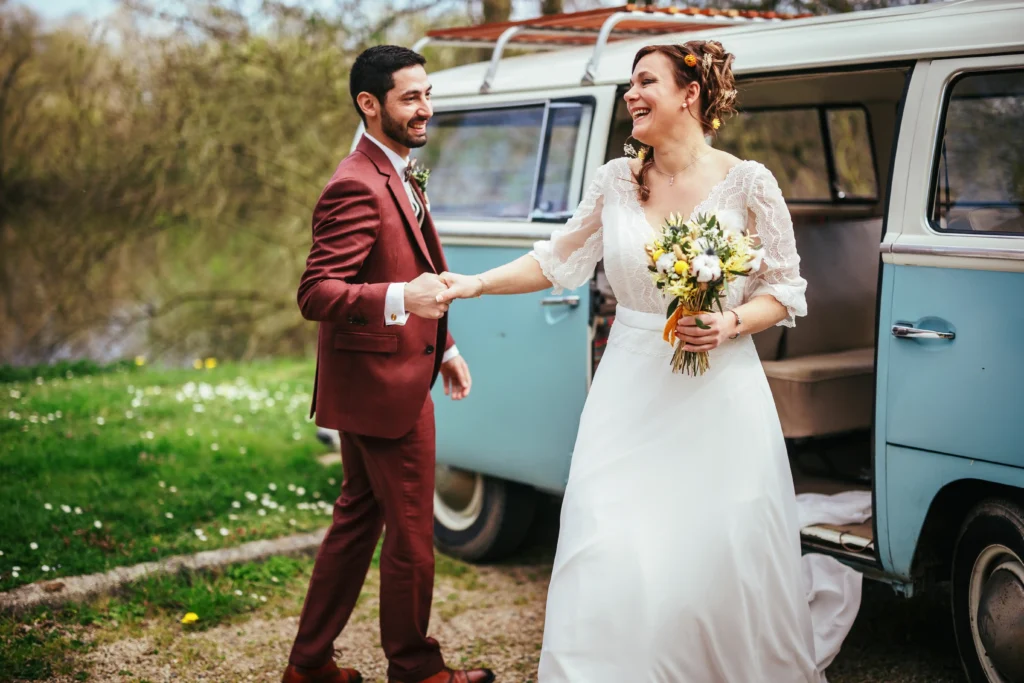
[762,347,875,438]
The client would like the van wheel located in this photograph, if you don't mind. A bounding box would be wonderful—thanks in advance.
[952,499,1024,683]
[433,466,537,562]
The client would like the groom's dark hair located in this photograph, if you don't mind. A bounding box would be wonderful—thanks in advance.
[350,46,427,124]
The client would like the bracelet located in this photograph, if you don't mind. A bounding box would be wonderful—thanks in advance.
[476,274,488,297]
[728,309,742,339]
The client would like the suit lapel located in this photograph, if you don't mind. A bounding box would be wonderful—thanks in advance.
[356,137,435,272]
[411,181,446,272]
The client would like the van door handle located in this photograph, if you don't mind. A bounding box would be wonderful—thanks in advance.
[891,324,955,340]
[541,295,580,308]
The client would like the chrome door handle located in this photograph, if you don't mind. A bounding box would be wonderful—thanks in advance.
[891,324,955,340]
[540,295,580,308]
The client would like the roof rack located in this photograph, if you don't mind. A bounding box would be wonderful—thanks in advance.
[413,4,811,93]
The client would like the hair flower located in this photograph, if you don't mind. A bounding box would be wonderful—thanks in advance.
[683,54,698,68]
[711,118,721,130]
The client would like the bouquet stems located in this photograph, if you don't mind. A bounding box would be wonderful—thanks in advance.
[664,291,713,376]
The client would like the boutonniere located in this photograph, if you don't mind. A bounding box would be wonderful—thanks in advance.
[405,158,430,192]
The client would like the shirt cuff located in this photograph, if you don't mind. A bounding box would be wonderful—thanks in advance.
[385,283,409,326]
[442,345,460,363]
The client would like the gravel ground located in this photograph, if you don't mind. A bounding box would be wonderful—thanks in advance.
[49,502,969,683]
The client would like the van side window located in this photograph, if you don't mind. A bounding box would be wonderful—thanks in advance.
[931,70,1024,235]
[417,101,593,222]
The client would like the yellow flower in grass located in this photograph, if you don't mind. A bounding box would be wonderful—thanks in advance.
[204,358,217,370]
[134,356,146,367]
[181,612,199,624]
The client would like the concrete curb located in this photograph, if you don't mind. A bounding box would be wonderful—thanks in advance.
[0,527,329,615]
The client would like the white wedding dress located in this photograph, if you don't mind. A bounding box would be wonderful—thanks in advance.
[530,158,861,682]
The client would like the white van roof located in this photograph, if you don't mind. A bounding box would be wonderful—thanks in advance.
[429,0,1024,97]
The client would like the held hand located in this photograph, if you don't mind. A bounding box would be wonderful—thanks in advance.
[675,311,737,352]
[436,271,484,304]
[440,355,472,400]
[406,273,449,320]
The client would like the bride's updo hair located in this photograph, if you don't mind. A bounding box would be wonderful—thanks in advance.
[631,40,738,202]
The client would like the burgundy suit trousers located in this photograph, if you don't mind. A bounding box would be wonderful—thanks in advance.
[288,396,445,682]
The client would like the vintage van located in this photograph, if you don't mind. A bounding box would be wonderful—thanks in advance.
[352,2,1024,680]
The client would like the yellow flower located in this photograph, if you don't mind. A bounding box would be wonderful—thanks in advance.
[651,249,666,262]
[134,356,146,367]
[193,359,203,370]
[673,260,688,275]
[636,147,647,161]
[181,612,199,624]
[204,358,217,370]
[712,118,721,130]
[684,54,698,67]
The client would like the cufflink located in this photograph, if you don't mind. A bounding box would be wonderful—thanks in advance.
[391,313,397,321]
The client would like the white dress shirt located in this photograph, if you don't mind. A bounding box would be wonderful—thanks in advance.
[363,133,459,363]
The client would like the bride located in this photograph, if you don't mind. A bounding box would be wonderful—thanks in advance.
[437,40,859,682]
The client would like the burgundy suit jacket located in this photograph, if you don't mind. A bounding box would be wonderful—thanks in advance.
[298,136,455,439]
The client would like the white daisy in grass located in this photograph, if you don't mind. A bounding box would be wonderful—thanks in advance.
[9,389,20,399]
[125,411,134,419]
[289,519,297,526]
[30,543,38,550]
[44,503,53,510]
[55,411,62,418]
[232,501,241,509]
[295,487,305,497]
[268,483,277,492]
[271,576,279,583]
[287,484,296,492]
[234,589,243,596]
[165,512,174,519]
[219,528,229,536]
[61,505,71,514]
[11,571,18,578]
[145,431,154,440]
[328,478,336,486]
[74,507,82,515]
[211,443,220,451]
[228,514,238,521]
[96,417,105,426]
[169,486,177,494]
[258,509,266,517]
[245,492,258,502]
[41,565,49,572]
[260,596,267,603]
[312,492,321,499]
[94,520,102,529]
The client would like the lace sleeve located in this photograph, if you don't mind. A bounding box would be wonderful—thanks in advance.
[743,164,808,327]
[529,164,607,294]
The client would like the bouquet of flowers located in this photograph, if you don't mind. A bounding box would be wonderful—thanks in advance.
[645,212,762,376]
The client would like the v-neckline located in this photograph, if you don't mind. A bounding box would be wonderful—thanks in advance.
[633,159,752,234]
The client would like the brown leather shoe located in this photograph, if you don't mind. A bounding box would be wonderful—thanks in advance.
[282,660,363,683]
[391,668,495,683]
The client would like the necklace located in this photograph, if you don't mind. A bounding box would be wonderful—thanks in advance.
[651,148,711,186]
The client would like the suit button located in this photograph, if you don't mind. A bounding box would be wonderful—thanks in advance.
[425,345,435,355]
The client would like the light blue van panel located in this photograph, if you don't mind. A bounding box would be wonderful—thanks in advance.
[873,263,897,572]
[885,443,1024,578]
[432,243,590,493]
[884,264,1024,469]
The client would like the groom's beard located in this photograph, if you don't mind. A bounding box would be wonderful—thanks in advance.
[381,107,428,149]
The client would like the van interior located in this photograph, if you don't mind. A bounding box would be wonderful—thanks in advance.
[592,66,914,568]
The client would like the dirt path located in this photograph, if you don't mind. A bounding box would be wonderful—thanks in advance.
[61,563,551,683]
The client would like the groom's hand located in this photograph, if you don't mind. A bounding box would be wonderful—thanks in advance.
[440,356,472,400]
[436,272,484,304]
[406,273,449,319]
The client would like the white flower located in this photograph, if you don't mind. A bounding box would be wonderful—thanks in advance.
[35,377,43,385]
[219,528,229,536]
[186,428,194,436]
[691,254,722,283]
[259,595,267,602]
[125,411,134,419]
[96,417,105,426]
[234,589,243,596]
[289,519,296,526]
[159,481,166,488]
[655,252,678,275]
[211,443,219,451]
[245,492,257,501]
[258,509,266,516]
[94,520,102,529]
[228,514,238,520]
[233,415,243,424]
[41,564,49,572]
[295,487,305,497]
[30,542,38,550]
[9,389,20,399]
[145,431,154,440]
[250,593,258,600]
[193,404,205,413]
[74,507,82,515]
[271,576,279,583]
[169,486,177,494]
[717,209,745,235]
[287,484,296,492]
[44,503,53,510]
[11,571,18,578]
[231,501,241,509]
[61,505,71,514]
[748,248,765,272]
[268,483,277,491]
[292,432,301,441]
[165,512,174,519]
[328,478,336,486]
[194,529,205,537]
[55,411,62,418]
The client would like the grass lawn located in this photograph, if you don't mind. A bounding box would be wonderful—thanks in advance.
[0,358,341,592]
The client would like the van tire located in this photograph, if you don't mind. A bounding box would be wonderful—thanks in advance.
[433,468,537,562]
[952,498,1024,683]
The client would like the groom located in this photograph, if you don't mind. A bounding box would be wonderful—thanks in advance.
[284,46,493,683]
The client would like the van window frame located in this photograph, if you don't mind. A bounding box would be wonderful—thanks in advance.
[926,66,1024,238]
[426,95,596,224]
